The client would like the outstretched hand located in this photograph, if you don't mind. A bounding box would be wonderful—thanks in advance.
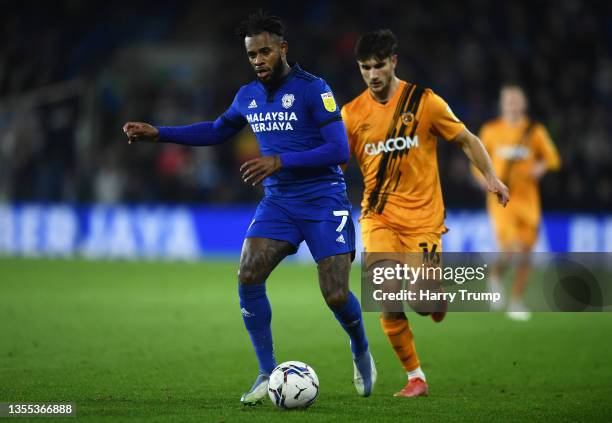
[122,122,159,144]
[487,177,510,207]
[240,156,282,186]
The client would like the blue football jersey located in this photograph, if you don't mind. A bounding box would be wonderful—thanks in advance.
[221,64,347,199]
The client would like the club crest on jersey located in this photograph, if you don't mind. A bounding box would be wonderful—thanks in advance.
[282,93,295,109]
[401,112,414,125]
[321,92,337,112]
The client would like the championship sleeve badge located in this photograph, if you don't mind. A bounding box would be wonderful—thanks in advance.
[320,92,337,112]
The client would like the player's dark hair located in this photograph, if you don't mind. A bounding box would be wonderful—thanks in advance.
[235,10,285,39]
[355,29,398,61]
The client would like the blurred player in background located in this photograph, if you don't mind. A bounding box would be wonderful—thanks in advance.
[341,29,509,397]
[479,85,561,321]
[123,10,376,404]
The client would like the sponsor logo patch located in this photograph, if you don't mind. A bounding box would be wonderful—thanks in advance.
[321,92,337,112]
[364,136,420,155]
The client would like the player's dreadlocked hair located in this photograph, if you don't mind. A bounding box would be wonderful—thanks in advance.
[355,29,398,61]
[235,10,285,39]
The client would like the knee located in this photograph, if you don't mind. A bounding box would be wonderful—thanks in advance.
[238,263,265,284]
[324,289,349,309]
[381,311,406,321]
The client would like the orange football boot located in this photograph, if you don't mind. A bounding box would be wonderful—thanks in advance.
[394,378,429,397]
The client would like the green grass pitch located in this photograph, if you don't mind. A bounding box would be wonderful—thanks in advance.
[1,258,611,422]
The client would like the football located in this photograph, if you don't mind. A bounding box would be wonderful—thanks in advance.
[268,361,319,409]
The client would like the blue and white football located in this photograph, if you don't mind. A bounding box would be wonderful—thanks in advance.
[268,361,319,409]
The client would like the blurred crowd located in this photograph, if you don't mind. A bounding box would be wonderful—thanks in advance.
[0,0,610,210]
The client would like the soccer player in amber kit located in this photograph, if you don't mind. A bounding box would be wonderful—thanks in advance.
[341,30,508,397]
[123,11,375,404]
[479,85,561,321]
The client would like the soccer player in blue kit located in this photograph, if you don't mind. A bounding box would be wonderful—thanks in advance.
[123,11,376,404]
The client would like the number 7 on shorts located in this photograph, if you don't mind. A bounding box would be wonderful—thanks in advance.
[333,210,349,232]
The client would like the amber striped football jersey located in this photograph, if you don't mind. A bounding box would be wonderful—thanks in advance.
[342,80,465,233]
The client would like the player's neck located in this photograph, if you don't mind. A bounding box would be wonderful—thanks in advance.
[502,114,526,126]
[370,76,400,104]
[279,61,291,79]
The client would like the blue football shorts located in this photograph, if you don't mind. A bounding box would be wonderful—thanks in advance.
[245,192,356,262]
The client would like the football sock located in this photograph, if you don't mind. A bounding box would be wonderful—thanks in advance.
[487,275,505,310]
[407,367,427,381]
[329,291,368,356]
[512,261,531,298]
[380,317,420,372]
[487,275,502,293]
[238,282,276,375]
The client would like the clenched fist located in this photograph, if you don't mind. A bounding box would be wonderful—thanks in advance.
[122,122,159,144]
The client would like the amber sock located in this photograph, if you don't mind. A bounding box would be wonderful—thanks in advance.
[380,317,421,373]
[512,262,531,298]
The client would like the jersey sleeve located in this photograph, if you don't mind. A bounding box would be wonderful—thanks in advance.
[305,79,343,128]
[220,88,248,130]
[428,92,466,141]
[533,124,561,171]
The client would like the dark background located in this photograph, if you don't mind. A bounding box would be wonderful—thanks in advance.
[1,0,610,210]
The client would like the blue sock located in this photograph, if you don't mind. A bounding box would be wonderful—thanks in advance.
[238,282,276,375]
[329,291,369,357]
